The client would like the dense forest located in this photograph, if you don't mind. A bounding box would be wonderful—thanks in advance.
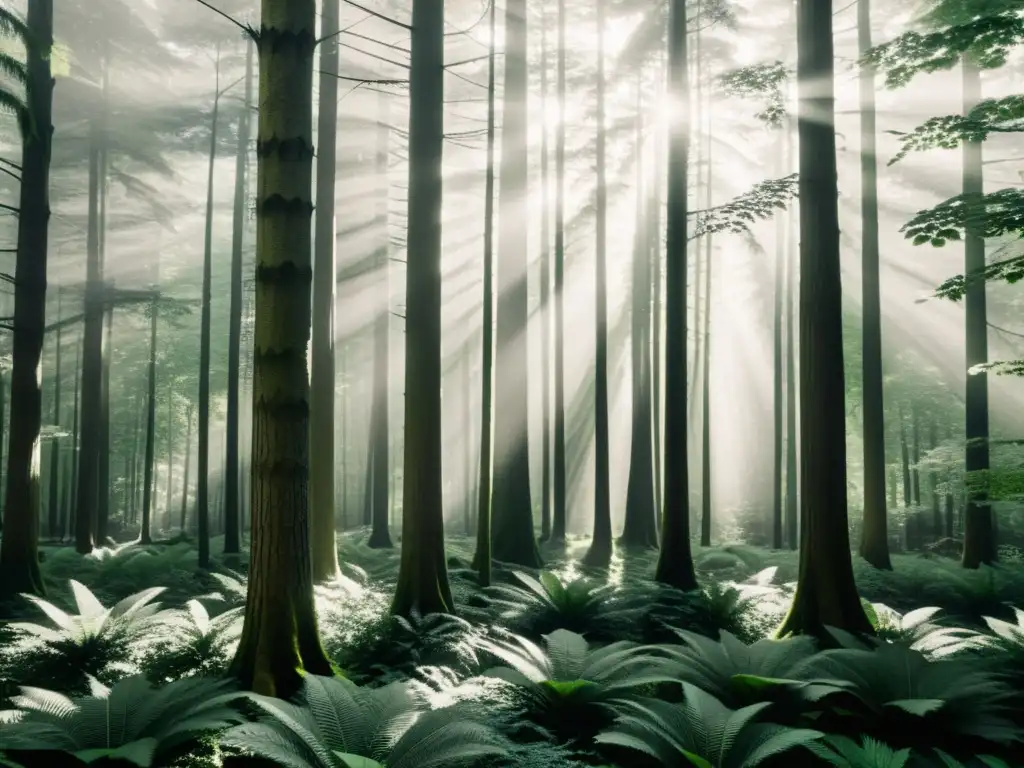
[0,0,1022,765]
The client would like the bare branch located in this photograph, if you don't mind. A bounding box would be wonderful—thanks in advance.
[340,0,411,32]
[188,0,256,40]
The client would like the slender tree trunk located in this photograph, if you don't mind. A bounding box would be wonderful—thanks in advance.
[309,1,341,575]
[621,81,658,549]
[462,344,473,535]
[539,15,552,543]
[129,395,140,524]
[165,388,173,522]
[776,0,872,637]
[97,300,112,544]
[196,50,224,569]
[960,55,995,568]
[699,91,713,549]
[584,0,612,569]
[179,403,193,533]
[492,0,541,568]
[772,130,785,550]
[784,113,798,551]
[551,0,568,544]
[651,72,664,521]
[391,0,455,617]
[911,401,921,506]
[929,416,941,538]
[368,90,393,550]
[856,0,891,569]
[69,339,80,538]
[474,0,498,585]
[224,40,254,557]
[140,296,158,545]
[228,0,332,698]
[655,0,697,591]
[46,290,63,540]
[0,0,53,596]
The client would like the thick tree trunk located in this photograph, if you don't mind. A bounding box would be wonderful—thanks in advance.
[140,296,157,545]
[310,0,341,575]
[857,0,891,569]
[391,0,455,617]
[367,90,392,550]
[655,0,697,591]
[229,1,333,697]
[584,0,612,569]
[776,0,872,637]
[492,0,541,568]
[225,40,254,557]
[0,0,53,597]
[474,0,498,586]
[960,56,995,568]
[551,0,568,544]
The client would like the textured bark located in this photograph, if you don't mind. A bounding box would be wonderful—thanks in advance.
[391,0,454,617]
[367,90,392,550]
[0,0,53,598]
[473,0,498,586]
[776,0,872,638]
[960,56,995,568]
[225,40,254,557]
[654,0,697,591]
[310,0,341,576]
[584,0,612,570]
[491,0,541,568]
[140,296,157,545]
[228,1,332,697]
[551,0,568,544]
[857,0,891,569]
[621,86,657,550]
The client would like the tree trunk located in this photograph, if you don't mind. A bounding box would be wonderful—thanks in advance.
[0,0,53,597]
[538,15,552,543]
[772,128,785,550]
[165,387,172,525]
[368,90,393,550]
[784,113,798,551]
[97,300,113,544]
[960,55,995,568]
[655,0,697,591]
[140,296,157,545]
[699,86,713,549]
[180,403,193,533]
[474,0,498,586]
[228,0,333,697]
[129,395,140,524]
[856,0,890,569]
[46,289,63,540]
[651,70,664,522]
[584,0,612,570]
[621,82,657,550]
[776,0,872,638]
[492,0,541,568]
[68,339,80,538]
[391,0,455,617]
[224,39,254,558]
[196,50,223,569]
[309,0,341,575]
[551,0,568,544]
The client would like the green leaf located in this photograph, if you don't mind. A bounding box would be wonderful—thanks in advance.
[335,755,384,768]
[884,698,945,716]
[680,749,714,768]
[76,738,159,766]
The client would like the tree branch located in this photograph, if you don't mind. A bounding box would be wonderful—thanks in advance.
[188,0,257,41]
[339,0,411,32]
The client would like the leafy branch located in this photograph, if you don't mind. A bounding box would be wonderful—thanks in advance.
[862,12,1024,88]
[717,61,789,128]
[888,95,1024,164]
[902,188,1024,247]
[691,173,798,239]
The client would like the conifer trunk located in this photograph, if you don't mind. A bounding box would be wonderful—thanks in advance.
[551,0,568,543]
[140,295,157,545]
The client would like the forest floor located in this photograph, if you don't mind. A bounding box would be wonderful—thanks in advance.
[1,531,1023,767]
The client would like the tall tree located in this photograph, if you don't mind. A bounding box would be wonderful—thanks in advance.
[310,0,341,578]
[224,38,254,558]
[368,90,393,550]
[776,0,872,637]
[475,0,498,587]
[492,0,541,567]
[391,0,454,616]
[857,0,891,569]
[0,0,54,597]
[46,289,63,540]
[538,13,552,543]
[550,0,568,544]
[140,295,158,545]
[654,0,697,591]
[228,0,333,697]
[585,0,613,569]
